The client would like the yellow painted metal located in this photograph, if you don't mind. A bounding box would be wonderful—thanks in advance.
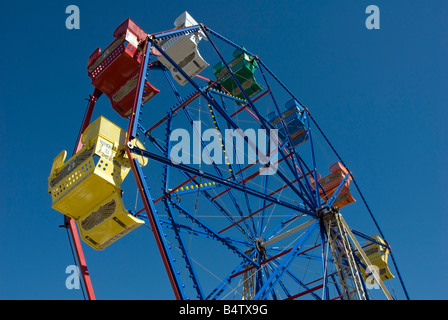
[80,115,147,173]
[357,235,395,282]
[77,191,144,250]
[48,116,146,250]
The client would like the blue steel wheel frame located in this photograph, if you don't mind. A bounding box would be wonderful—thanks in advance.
[121,24,410,300]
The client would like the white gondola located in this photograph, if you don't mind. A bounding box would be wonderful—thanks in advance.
[157,12,209,85]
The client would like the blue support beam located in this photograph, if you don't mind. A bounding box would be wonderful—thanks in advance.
[128,144,317,218]
[138,123,256,240]
[125,40,184,299]
[151,25,202,40]
[172,202,259,268]
[257,64,317,208]
[253,221,318,299]
[161,112,204,300]
[135,24,410,301]
[200,27,317,211]
[206,261,249,300]
[148,35,316,211]
[326,172,351,208]
[127,41,152,140]
[131,157,185,299]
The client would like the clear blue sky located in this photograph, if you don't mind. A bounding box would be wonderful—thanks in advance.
[0,0,446,300]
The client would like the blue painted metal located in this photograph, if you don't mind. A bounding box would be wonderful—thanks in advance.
[161,66,182,101]
[253,221,318,299]
[128,145,317,217]
[131,157,184,299]
[149,36,313,210]
[203,26,257,57]
[151,25,201,40]
[205,102,258,238]
[329,274,343,300]
[204,26,309,115]
[137,123,256,240]
[207,87,247,104]
[169,182,221,195]
[128,41,152,140]
[351,244,371,301]
[258,173,268,238]
[125,40,186,299]
[182,105,257,240]
[198,30,316,210]
[351,229,390,249]
[268,258,321,300]
[162,112,204,299]
[263,211,306,243]
[258,64,317,208]
[131,31,334,299]
[117,24,409,300]
[319,223,330,300]
[158,217,252,248]
[172,202,259,268]
[206,261,248,300]
[326,172,351,208]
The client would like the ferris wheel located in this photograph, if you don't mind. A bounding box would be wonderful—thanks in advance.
[48,12,410,300]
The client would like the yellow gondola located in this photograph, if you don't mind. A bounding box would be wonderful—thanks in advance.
[77,191,144,250]
[48,116,146,250]
[357,235,395,282]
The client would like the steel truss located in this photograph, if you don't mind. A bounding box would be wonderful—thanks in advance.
[67,22,409,300]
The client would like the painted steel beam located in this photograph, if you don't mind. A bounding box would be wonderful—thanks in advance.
[128,145,317,218]
[125,40,184,300]
[252,221,318,300]
[148,36,315,210]
[65,88,102,300]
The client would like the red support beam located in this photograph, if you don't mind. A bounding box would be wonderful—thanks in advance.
[145,73,229,133]
[229,90,270,118]
[212,149,286,202]
[145,91,201,133]
[154,175,197,204]
[218,170,300,234]
[284,284,324,300]
[67,218,96,300]
[217,182,292,234]
[66,88,102,300]
[230,242,322,280]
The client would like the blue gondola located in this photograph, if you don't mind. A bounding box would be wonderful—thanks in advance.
[268,99,308,148]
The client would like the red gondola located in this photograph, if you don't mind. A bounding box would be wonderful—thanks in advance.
[87,18,159,118]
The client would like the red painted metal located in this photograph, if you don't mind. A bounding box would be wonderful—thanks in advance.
[145,91,201,133]
[66,88,102,300]
[195,74,212,82]
[212,152,290,202]
[73,89,102,153]
[154,175,197,204]
[87,18,159,118]
[145,73,228,133]
[218,168,316,234]
[67,218,96,300]
[310,162,356,208]
[230,241,321,280]
[284,284,324,300]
